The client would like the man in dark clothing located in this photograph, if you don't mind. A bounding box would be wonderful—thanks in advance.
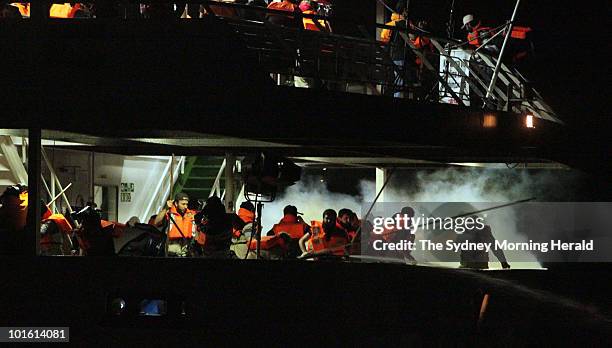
[380,3,413,97]
[194,196,235,258]
[456,216,510,269]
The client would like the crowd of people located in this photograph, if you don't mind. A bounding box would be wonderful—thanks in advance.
[0,184,511,269]
[0,0,332,30]
[1,1,533,103]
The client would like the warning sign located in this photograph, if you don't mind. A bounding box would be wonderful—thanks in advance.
[120,183,134,202]
[120,192,131,202]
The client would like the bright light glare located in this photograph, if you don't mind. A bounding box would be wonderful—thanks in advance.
[525,115,535,128]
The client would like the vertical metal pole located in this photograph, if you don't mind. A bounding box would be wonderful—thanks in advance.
[90,151,95,205]
[170,154,175,200]
[224,152,235,212]
[376,168,387,202]
[50,157,56,214]
[484,0,521,104]
[21,136,27,164]
[26,128,42,256]
[255,202,263,259]
[41,147,73,213]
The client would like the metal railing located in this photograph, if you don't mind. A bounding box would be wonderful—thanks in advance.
[140,155,185,223]
[13,0,560,122]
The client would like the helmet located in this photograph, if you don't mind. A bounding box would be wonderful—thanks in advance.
[462,14,475,29]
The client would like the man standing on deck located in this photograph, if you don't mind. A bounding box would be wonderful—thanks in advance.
[153,192,196,257]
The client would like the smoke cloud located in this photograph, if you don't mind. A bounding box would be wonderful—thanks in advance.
[237,167,583,267]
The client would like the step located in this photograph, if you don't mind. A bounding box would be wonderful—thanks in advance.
[185,176,218,181]
[182,187,212,191]
[190,164,223,169]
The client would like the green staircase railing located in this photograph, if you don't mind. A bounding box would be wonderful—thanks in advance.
[173,156,225,202]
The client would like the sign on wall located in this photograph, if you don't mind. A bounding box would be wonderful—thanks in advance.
[120,182,134,203]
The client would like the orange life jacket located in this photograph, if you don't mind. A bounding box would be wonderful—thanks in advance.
[412,36,433,66]
[49,3,74,18]
[166,206,195,240]
[10,3,29,17]
[308,220,347,256]
[380,13,404,43]
[233,208,255,238]
[272,214,308,239]
[248,235,288,251]
[43,214,73,234]
[467,25,493,47]
[272,222,308,239]
[510,26,531,40]
[40,213,74,252]
[302,9,326,31]
[67,3,84,18]
[267,0,298,12]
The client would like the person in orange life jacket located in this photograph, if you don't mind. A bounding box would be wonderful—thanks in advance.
[298,209,348,258]
[380,2,413,98]
[267,205,310,237]
[266,0,301,28]
[337,208,353,232]
[194,196,235,259]
[230,201,255,259]
[40,205,75,256]
[235,201,255,238]
[409,19,435,88]
[336,208,353,252]
[266,204,310,258]
[250,233,293,259]
[153,192,195,257]
[462,14,501,54]
[299,1,330,32]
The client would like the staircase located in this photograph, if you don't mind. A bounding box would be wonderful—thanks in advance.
[173,156,226,202]
[0,153,18,192]
[0,136,27,193]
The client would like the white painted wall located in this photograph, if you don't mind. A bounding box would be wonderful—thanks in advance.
[46,149,171,224]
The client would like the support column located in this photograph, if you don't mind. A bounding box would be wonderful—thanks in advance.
[26,128,42,256]
[50,165,56,213]
[224,153,236,212]
[375,167,389,203]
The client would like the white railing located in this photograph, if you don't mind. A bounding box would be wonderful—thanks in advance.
[139,155,185,223]
[210,157,243,212]
[209,158,226,199]
[0,135,28,184]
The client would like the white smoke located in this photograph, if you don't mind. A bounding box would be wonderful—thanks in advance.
[237,176,365,231]
[237,167,577,268]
